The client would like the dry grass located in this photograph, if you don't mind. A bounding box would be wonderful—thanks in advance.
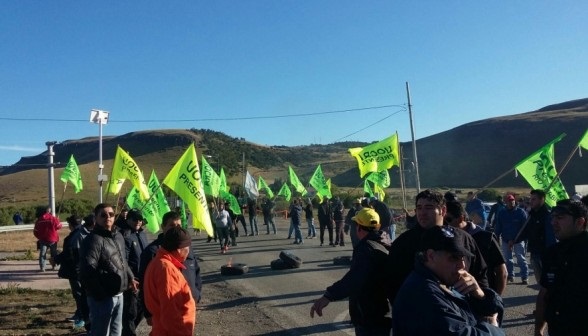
[0,230,69,254]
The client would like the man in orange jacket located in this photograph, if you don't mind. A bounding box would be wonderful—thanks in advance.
[144,226,196,335]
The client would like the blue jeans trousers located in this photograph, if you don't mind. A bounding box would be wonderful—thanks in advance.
[38,241,57,271]
[87,293,124,336]
[501,240,529,279]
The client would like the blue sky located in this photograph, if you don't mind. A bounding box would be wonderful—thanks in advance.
[1,1,587,166]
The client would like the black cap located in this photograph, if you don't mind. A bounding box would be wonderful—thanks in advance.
[420,226,474,257]
[127,209,144,221]
[552,200,587,219]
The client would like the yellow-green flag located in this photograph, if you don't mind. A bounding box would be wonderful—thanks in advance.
[309,165,332,199]
[108,146,150,200]
[125,184,160,234]
[277,183,292,202]
[162,143,213,236]
[220,190,242,215]
[515,134,568,207]
[201,155,221,197]
[349,133,400,178]
[257,176,274,199]
[219,167,229,193]
[147,170,171,223]
[364,179,374,197]
[373,183,386,201]
[60,155,83,193]
[288,166,307,196]
[366,169,390,188]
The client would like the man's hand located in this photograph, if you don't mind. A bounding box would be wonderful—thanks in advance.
[507,240,514,250]
[310,296,330,318]
[454,270,485,299]
[130,279,139,294]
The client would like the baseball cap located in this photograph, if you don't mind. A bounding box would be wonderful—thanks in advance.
[552,200,587,219]
[127,209,144,221]
[352,208,380,229]
[506,194,516,201]
[420,226,474,257]
[353,198,361,204]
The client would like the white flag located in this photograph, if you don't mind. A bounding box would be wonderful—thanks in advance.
[245,171,259,200]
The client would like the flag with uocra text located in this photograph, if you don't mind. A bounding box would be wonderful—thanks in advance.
[201,155,221,197]
[257,176,274,199]
[162,143,213,236]
[515,134,568,207]
[366,169,390,188]
[108,146,150,200]
[277,183,292,202]
[60,155,83,193]
[288,166,307,196]
[309,165,332,199]
[147,170,171,222]
[349,133,400,178]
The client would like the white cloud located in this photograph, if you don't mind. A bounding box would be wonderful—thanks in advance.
[0,145,43,152]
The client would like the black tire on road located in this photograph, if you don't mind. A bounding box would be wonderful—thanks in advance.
[270,258,291,270]
[220,263,249,276]
[333,255,352,266]
[279,250,302,268]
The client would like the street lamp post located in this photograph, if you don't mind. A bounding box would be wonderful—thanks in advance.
[45,141,57,214]
[90,109,110,203]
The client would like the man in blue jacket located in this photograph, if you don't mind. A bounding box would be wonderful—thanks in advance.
[393,225,504,335]
[494,194,529,284]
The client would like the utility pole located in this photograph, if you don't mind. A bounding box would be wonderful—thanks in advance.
[406,82,421,193]
[46,141,57,215]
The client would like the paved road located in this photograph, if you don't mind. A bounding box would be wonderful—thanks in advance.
[0,218,538,335]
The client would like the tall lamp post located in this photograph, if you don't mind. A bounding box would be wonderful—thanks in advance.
[90,109,110,203]
[46,141,57,214]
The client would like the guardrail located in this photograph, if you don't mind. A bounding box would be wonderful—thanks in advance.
[0,224,34,233]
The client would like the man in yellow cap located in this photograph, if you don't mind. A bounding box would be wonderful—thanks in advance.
[310,208,393,336]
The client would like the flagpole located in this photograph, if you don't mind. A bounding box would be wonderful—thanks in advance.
[398,145,407,210]
[544,145,579,193]
[477,167,516,194]
[56,183,67,219]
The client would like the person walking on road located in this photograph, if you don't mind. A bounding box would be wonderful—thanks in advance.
[318,198,334,247]
[310,208,393,336]
[33,207,62,272]
[494,194,529,284]
[289,199,304,245]
[304,199,316,239]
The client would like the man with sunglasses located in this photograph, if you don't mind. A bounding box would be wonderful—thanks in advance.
[535,200,588,336]
[80,203,138,336]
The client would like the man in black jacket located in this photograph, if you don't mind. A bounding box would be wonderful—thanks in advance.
[80,203,137,336]
[138,211,202,328]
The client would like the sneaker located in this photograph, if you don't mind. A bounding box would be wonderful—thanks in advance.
[507,277,514,283]
[221,247,226,254]
[73,319,85,328]
[320,243,324,246]
[521,278,529,285]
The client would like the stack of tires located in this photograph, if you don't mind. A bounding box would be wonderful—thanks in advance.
[333,255,352,266]
[270,250,302,270]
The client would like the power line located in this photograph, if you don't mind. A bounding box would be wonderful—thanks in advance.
[334,108,406,142]
[0,104,406,123]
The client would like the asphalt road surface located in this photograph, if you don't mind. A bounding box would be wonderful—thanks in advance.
[185,218,537,335]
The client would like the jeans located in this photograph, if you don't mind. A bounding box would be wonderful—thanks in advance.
[501,240,529,279]
[216,227,230,249]
[306,218,316,237]
[122,290,142,336]
[249,215,258,235]
[319,220,334,245]
[334,220,345,245]
[38,241,57,271]
[266,215,276,234]
[389,224,396,241]
[88,293,124,336]
[288,218,294,238]
[293,221,303,243]
[68,278,84,320]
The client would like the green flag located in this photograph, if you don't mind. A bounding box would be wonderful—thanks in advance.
[257,176,274,199]
[349,133,400,178]
[108,146,150,200]
[201,155,221,197]
[60,155,83,193]
[220,190,242,215]
[309,165,332,199]
[515,134,569,206]
[364,180,374,197]
[126,184,160,234]
[277,183,292,202]
[219,167,229,193]
[288,166,307,195]
[373,183,386,201]
[578,129,588,154]
[179,201,188,229]
[147,170,171,223]
[366,169,390,188]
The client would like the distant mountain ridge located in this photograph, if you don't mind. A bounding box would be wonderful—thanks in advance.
[1,99,587,195]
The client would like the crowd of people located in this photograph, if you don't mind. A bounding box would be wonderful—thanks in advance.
[31,188,588,335]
